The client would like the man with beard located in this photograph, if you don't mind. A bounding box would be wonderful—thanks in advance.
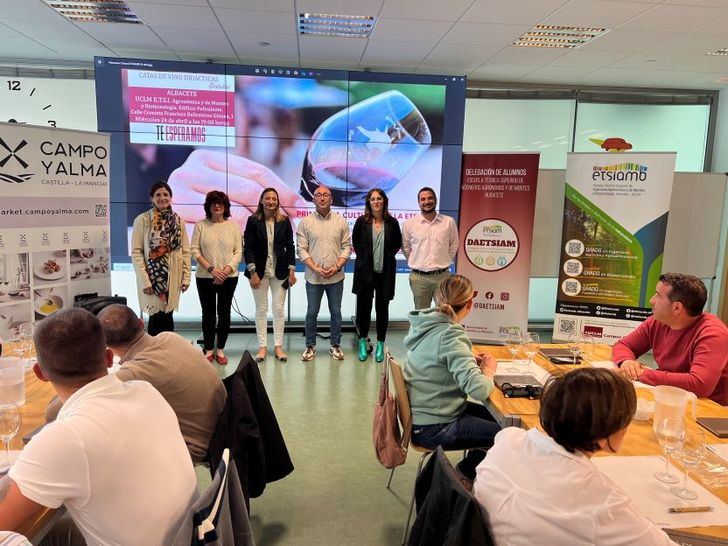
[402,187,459,310]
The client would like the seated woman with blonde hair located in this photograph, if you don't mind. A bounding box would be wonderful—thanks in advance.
[403,274,499,482]
[473,367,677,545]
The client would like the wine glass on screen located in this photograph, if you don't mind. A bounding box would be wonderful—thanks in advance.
[671,430,706,500]
[653,415,685,484]
[523,332,540,369]
[0,403,21,473]
[300,90,432,207]
[503,328,522,372]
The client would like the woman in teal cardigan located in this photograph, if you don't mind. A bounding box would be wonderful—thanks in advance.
[403,274,500,481]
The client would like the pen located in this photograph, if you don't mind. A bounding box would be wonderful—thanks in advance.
[668,506,713,513]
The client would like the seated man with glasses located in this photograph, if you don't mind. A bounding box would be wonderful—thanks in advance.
[296,184,351,362]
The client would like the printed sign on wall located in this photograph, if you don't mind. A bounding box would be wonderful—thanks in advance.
[0,122,110,339]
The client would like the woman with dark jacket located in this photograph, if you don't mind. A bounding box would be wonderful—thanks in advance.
[352,188,402,363]
[243,188,297,362]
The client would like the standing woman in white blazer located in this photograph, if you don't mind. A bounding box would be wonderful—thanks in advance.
[131,181,190,335]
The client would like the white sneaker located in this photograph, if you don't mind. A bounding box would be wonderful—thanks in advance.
[301,346,316,362]
[329,346,345,361]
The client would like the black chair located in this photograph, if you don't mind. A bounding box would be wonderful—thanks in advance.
[408,446,494,546]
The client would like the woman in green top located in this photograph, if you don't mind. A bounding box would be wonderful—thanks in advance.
[403,274,499,480]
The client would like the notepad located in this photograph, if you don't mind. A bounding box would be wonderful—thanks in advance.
[697,417,728,438]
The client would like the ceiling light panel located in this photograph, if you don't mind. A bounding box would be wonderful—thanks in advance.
[298,13,376,38]
[514,24,608,49]
[44,0,142,24]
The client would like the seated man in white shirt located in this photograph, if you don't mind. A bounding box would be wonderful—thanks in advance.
[473,368,676,546]
[0,308,197,545]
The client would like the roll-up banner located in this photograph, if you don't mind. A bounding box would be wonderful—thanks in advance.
[0,122,110,337]
[457,152,540,342]
[553,152,676,343]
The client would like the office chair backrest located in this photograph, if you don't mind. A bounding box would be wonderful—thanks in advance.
[386,351,412,450]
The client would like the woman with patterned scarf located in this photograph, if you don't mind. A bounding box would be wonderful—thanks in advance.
[131,181,190,335]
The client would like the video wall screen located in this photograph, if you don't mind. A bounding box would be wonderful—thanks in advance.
[94,57,467,264]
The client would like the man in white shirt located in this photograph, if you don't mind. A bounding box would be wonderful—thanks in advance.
[296,184,352,361]
[0,308,197,545]
[401,187,459,310]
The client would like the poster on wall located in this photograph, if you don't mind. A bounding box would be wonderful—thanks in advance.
[457,153,539,343]
[553,152,676,343]
[0,122,110,340]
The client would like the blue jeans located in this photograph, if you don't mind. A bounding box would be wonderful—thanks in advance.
[305,280,344,347]
[412,402,499,478]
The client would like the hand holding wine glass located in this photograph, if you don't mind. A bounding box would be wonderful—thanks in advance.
[0,403,21,473]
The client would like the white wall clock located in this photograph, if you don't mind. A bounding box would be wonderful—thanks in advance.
[1,77,97,131]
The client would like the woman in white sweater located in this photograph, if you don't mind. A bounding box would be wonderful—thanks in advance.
[190,191,242,365]
[473,368,677,546]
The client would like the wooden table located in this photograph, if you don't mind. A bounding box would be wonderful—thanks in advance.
[475,342,728,545]
[2,342,62,539]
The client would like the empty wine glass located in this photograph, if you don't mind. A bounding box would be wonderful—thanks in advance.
[523,332,540,368]
[503,328,522,372]
[0,403,21,473]
[567,332,582,365]
[300,90,432,207]
[653,415,686,484]
[671,430,706,500]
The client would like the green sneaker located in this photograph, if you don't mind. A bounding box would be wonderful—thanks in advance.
[375,341,385,363]
[358,338,368,361]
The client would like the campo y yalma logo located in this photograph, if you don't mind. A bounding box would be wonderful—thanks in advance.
[0,136,33,184]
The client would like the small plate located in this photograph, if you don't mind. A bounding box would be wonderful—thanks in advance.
[35,294,63,316]
[34,262,64,281]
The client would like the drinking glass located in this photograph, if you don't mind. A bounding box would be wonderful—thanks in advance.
[671,430,706,500]
[653,416,686,484]
[523,332,540,368]
[300,90,432,207]
[567,332,582,365]
[0,403,21,473]
[503,328,523,372]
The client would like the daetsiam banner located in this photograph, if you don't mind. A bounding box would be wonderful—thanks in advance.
[457,153,539,342]
[0,122,110,338]
[553,152,676,343]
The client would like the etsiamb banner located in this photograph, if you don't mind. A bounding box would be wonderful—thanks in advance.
[457,153,539,342]
[0,122,110,338]
[553,152,676,343]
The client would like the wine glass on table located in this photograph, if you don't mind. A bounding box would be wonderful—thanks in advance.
[503,328,522,372]
[523,332,540,370]
[567,332,582,365]
[671,430,707,500]
[653,415,686,484]
[0,403,21,473]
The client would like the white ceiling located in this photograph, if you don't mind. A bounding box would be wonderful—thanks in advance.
[1,0,728,89]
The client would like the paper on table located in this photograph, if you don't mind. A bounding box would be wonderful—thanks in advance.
[708,444,728,463]
[590,360,616,370]
[590,360,654,389]
[495,360,551,385]
[592,455,728,528]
